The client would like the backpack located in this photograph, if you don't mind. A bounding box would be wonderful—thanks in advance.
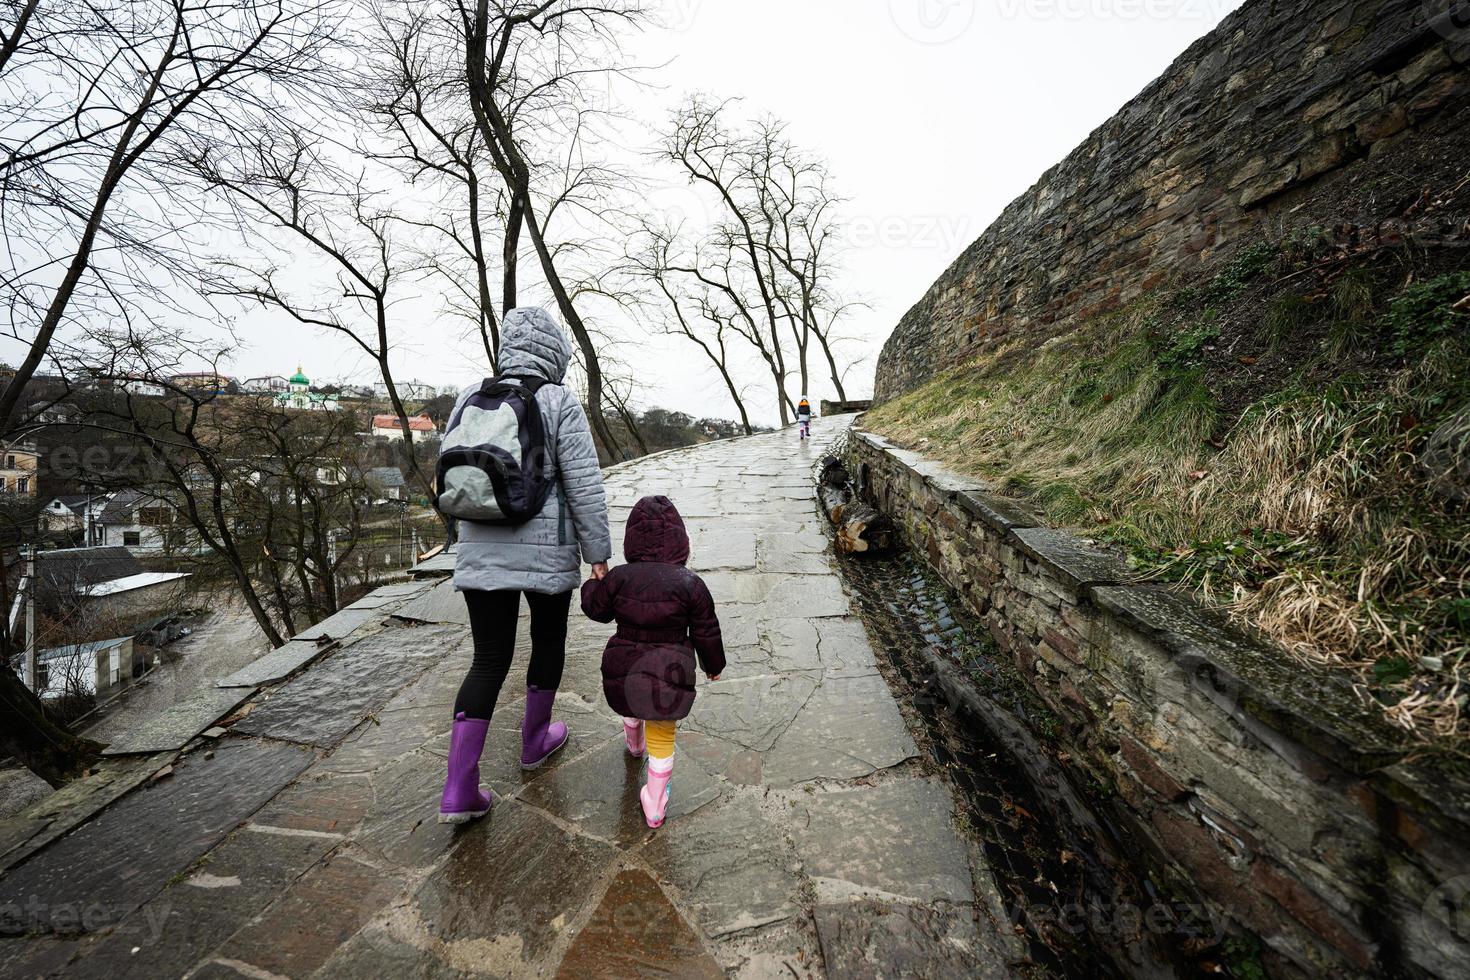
[435,376,559,525]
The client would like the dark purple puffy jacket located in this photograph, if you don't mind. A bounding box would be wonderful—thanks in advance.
[580,495,725,721]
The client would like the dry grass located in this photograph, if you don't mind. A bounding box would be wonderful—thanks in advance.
[867,298,1470,745]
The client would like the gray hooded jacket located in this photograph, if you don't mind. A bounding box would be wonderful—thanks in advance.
[452,307,611,594]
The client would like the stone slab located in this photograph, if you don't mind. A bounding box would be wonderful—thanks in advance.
[346,581,435,609]
[233,623,464,748]
[1010,526,1132,590]
[764,676,918,787]
[955,488,1043,533]
[0,739,311,935]
[789,778,974,905]
[101,687,255,755]
[408,799,615,970]
[0,754,173,874]
[217,642,331,689]
[682,672,819,752]
[813,900,1012,979]
[211,851,405,978]
[58,823,341,979]
[555,870,723,978]
[391,578,471,626]
[409,548,455,576]
[289,607,382,643]
[642,793,801,938]
[350,749,468,873]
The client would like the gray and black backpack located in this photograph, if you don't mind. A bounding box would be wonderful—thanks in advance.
[435,376,558,525]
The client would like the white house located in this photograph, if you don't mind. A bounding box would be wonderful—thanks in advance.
[38,495,107,543]
[371,414,438,443]
[243,375,289,394]
[32,636,140,701]
[94,491,187,553]
[373,380,439,401]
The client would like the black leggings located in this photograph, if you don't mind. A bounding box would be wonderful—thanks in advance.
[454,589,572,720]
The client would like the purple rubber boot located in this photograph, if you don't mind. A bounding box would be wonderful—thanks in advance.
[438,712,493,825]
[520,686,569,770]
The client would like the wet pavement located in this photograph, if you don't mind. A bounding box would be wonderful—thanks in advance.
[0,418,1022,978]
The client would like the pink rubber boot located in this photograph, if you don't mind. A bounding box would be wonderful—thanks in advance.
[623,718,645,758]
[640,756,673,828]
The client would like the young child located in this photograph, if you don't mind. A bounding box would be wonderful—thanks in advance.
[797,396,813,440]
[580,495,724,828]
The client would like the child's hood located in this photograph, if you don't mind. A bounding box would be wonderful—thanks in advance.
[623,495,690,566]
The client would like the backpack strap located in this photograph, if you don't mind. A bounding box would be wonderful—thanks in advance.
[481,374,556,394]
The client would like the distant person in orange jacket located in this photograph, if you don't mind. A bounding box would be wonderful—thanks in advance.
[797,397,812,440]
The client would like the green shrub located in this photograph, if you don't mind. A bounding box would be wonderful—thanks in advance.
[1384,271,1470,358]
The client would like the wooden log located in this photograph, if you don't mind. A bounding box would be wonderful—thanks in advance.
[819,484,851,525]
[836,501,888,554]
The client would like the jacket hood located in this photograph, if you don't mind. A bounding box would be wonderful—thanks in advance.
[498,307,572,383]
[623,495,689,565]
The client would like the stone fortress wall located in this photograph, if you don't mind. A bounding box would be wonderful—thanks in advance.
[874,0,1470,399]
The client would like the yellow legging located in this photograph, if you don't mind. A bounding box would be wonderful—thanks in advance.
[644,719,677,760]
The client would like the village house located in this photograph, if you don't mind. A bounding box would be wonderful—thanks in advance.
[0,445,39,496]
[31,635,141,702]
[365,466,407,502]
[169,371,235,395]
[370,414,438,443]
[38,495,97,541]
[94,490,187,553]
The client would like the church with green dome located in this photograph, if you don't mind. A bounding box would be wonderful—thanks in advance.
[274,364,340,412]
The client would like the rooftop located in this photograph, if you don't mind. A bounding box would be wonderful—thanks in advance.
[372,413,436,432]
[79,571,191,598]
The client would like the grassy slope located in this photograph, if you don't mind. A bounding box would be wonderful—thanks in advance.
[868,239,1470,745]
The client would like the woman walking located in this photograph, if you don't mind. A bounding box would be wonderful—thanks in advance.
[438,307,611,824]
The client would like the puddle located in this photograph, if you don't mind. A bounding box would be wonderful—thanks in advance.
[837,544,1215,979]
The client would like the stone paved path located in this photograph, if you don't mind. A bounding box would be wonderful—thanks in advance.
[0,419,1015,978]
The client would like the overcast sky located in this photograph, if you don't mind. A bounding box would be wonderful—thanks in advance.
[14,0,1248,425]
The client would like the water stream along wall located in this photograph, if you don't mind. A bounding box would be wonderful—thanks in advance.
[838,541,1214,979]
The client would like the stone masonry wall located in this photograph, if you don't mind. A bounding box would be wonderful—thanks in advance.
[875,0,1470,399]
[848,429,1470,979]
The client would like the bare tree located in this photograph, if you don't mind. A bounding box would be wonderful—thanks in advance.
[63,328,373,645]
[656,97,859,421]
[628,223,753,433]
[0,0,335,785]
[362,2,509,369]
[187,131,446,534]
[460,0,649,460]
[0,0,337,430]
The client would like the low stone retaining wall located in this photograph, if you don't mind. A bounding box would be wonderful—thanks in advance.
[848,428,1470,979]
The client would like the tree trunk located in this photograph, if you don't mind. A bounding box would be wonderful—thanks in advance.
[814,326,848,402]
[466,167,498,369]
[0,666,102,788]
[503,193,523,313]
